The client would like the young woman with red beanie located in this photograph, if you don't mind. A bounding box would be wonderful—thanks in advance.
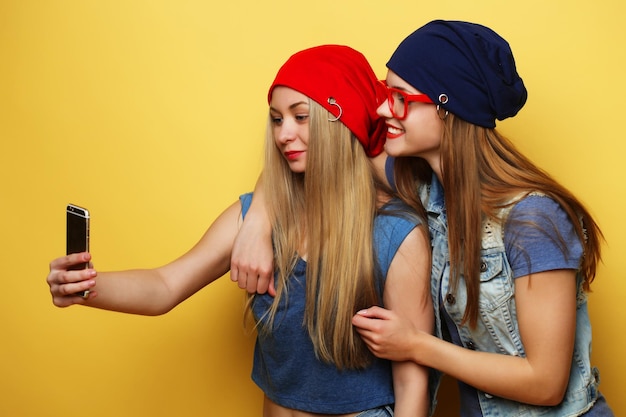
[46,45,432,417]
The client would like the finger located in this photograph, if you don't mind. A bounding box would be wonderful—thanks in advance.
[230,265,239,282]
[354,305,389,320]
[56,276,96,297]
[54,267,96,285]
[351,313,372,330]
[252,274,269,294]
[52,288,97,308]
[236,273,247,290]
[49,254,75,271]
[50,252,92,271]
[48,269,71,288]
[353,326,378,351]
[268,277,277,297]
[48,270,96,308]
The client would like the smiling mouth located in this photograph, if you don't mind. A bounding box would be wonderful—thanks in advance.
[386,125,404,139]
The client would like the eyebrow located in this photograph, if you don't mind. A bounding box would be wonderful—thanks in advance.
[269,101,309,112]
[389,84,415,93]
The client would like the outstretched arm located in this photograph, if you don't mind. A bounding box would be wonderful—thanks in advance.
[47,200,243,315]
[382,226,433,417]
[354,269,577,406]
[230,174,275,295]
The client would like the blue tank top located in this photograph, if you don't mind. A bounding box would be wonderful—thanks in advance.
[240,193,421,414]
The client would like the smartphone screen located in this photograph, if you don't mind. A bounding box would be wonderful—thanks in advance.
[66,204,90,271]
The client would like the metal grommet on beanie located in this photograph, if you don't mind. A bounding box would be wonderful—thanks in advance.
[387,20,528,128]
[326,97,342,122]
[268,45,387,157]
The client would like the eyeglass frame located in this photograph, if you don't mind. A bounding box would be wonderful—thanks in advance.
[379,80,434,120]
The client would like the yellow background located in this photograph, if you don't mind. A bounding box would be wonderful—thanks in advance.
[1,1,624,416]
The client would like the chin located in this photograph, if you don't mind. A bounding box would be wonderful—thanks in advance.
[383,142,404,157]
[288,164,306,173]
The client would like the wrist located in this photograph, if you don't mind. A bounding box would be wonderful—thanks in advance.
[410,330,430,366]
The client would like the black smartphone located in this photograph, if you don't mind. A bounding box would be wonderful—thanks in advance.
[66,204,90,297]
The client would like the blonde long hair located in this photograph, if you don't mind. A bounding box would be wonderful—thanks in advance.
[397,114,603,327]
[254,99,381,369]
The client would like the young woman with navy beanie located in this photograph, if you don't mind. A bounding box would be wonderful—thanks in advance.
[351,20,614,416]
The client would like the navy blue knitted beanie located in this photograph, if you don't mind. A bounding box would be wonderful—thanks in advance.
[387,20,527,128]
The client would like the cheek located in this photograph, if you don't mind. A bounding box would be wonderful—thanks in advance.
[299,125,309,146]
[407,110,442,140]
[272,125,282,145]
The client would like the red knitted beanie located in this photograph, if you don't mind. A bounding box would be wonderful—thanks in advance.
[269,45,387,157]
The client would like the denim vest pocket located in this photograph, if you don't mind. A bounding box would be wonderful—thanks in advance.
[473,252,524,355]
[477,253,512,311]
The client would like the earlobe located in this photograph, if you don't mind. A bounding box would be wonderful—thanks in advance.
[436,105,449,120]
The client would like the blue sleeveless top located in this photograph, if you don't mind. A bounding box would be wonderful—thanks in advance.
[240,193,421,414]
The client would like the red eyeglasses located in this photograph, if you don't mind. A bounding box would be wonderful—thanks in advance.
[379,81,433,120]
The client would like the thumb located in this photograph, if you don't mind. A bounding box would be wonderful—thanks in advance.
[354,305,389,319]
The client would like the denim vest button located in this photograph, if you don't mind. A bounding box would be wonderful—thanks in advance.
[445,293,456,304]
[480,261,487,272]
[466,341,476,350]
[592,367,600,383]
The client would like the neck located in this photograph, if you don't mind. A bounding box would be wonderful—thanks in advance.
[370,152,388,184]
[369,152,393,207]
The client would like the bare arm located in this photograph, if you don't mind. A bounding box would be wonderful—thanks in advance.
[230,152,390,296]
[382,226,433,417]
[230,174,275,295]
[47,201,243,315]
[354,269,577,406]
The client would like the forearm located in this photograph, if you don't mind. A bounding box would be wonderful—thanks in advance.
[420,271,578,405]
[84,241,231,316]
[230,174,275,294]
[249,175,270,225]
[384,227,432,416]
[416,333,567,405]
[84,268,177,316]
[392,360,430,417]
[242,176,272,244]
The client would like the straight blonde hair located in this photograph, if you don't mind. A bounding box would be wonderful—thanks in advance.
[254,99,381,369]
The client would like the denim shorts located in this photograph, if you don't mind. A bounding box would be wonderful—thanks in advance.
[355,405,393,416]
[581,393,615,416]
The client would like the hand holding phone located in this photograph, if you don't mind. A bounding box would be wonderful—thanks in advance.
[66,204,90,297]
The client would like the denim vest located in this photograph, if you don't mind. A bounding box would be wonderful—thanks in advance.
[422,175,600,417]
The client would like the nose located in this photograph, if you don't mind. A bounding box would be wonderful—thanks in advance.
[376,99,392,119]
[275,119,298,145]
